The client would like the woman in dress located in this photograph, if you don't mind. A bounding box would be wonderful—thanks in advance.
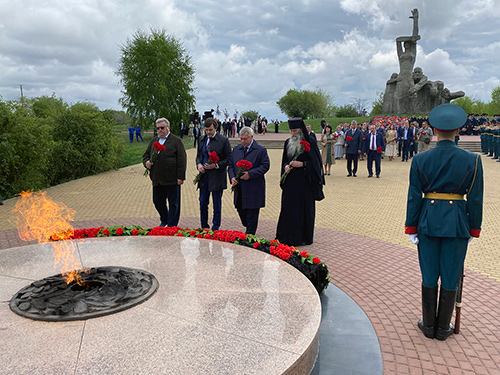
[385,122,398,161]
[334,125,345,159]
[320,125,335,175]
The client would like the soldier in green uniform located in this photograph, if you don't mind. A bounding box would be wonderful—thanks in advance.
[405,104,483,341]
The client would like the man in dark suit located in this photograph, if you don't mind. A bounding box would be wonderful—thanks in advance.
[193,122,201,148]
[143,118,187,227]
[401,122,414,162]
[179,119,185,138]
[397,124,405,157]
[228,126,270,235]
[196,118,232,231]
[305,124,317,145]
[344,120,363,177]
[405,104,483,341]
[363,124,385,178]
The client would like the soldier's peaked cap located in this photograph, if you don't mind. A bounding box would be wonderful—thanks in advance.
[429,104,467,131]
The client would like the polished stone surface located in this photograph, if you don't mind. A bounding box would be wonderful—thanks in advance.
[0,237,321,375]
[312,285,383,375]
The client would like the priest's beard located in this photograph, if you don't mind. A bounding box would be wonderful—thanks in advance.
[287,131,304,159]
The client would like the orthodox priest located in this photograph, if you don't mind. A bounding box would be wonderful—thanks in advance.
[276,118,325,246]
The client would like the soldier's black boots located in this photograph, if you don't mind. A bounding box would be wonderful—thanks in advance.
[418,285,438,339]
[435,286,457,341]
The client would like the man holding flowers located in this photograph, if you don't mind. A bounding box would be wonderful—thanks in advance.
[276,118,324,246]
[228,126,270,235]
[195,118,232,230]
[143,118,186,227]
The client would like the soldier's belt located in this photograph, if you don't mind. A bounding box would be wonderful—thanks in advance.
[424,193,464,200]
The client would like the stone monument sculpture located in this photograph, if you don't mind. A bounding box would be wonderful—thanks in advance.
[382,9,464,114]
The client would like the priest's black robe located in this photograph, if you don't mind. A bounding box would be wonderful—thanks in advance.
[276,137,324,246]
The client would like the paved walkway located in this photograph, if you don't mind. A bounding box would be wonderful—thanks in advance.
[1,133,499,374]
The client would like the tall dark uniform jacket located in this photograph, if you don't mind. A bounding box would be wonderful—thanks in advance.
[195,132,232,191]
[228,141,270,210]
[142,134,186,186]
[344,128,363,154]
[405,140,483,238]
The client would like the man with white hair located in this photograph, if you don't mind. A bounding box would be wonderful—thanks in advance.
[143,118,186,227]
[228,127,270,234]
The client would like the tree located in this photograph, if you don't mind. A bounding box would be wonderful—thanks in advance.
[335,104,359,118]
[451,96,486,115]
[276,88,335,119]
[242,110,259,121]
[370,92,384,116]
[350,97,369,116]
[117,28,195,133]
[487,85,500,115]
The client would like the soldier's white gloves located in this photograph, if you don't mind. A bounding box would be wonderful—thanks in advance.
[409,234,419,245]
[468,237,473,245]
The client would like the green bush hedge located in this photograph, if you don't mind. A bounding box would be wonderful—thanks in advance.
[0,96,121,199]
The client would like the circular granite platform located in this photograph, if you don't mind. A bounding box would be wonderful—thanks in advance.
[0,236,321,375]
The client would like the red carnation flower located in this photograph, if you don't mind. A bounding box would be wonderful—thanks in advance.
[153,141,165,153]
[300,140,311,152]
[232,160,254,192]
[208,151,219,164]
[377,146,383,153]
[253,242,260,249]
[131,229,139,235]
[190,230,197,236]
[102,228,110,236]
[115,227,124,235]
[312,257,321,264]
[204,233,212,239]
[346,136,353,141]
[300,251,309,258]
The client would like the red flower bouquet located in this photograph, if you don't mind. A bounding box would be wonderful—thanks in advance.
[232,160,253,192]
[346,136,353,141]
[193,151,219,186]
[377,146,383,154]
[144,141,166,176]
[280,140,310,184]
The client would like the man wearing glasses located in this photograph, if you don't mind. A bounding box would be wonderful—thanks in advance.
[143,118,187,227]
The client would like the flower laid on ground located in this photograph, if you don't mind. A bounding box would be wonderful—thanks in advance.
[280,140,310,185]
[50,224,330,293]
[193,151,219,186]
[144,142,165,176]
[232,160,253,192]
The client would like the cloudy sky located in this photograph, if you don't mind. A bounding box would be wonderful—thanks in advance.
[1,0,499,120]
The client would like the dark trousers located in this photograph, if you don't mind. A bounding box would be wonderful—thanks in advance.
[398,140,402,156]
[237,207,260,235]
[235,192,260,234]
[152,185,180,227]
[402,141,411,161]
[418,234,468,290]
[199,176,223,231]
[194,136,199,149]
[346,153,359,175]
[367,150,381,176]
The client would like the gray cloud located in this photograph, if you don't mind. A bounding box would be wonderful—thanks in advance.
[1,0,499,120]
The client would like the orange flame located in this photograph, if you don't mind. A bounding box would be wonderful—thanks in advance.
[13,191,86,285]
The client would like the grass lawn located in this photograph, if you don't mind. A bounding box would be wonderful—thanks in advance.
[116,131,195,168]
